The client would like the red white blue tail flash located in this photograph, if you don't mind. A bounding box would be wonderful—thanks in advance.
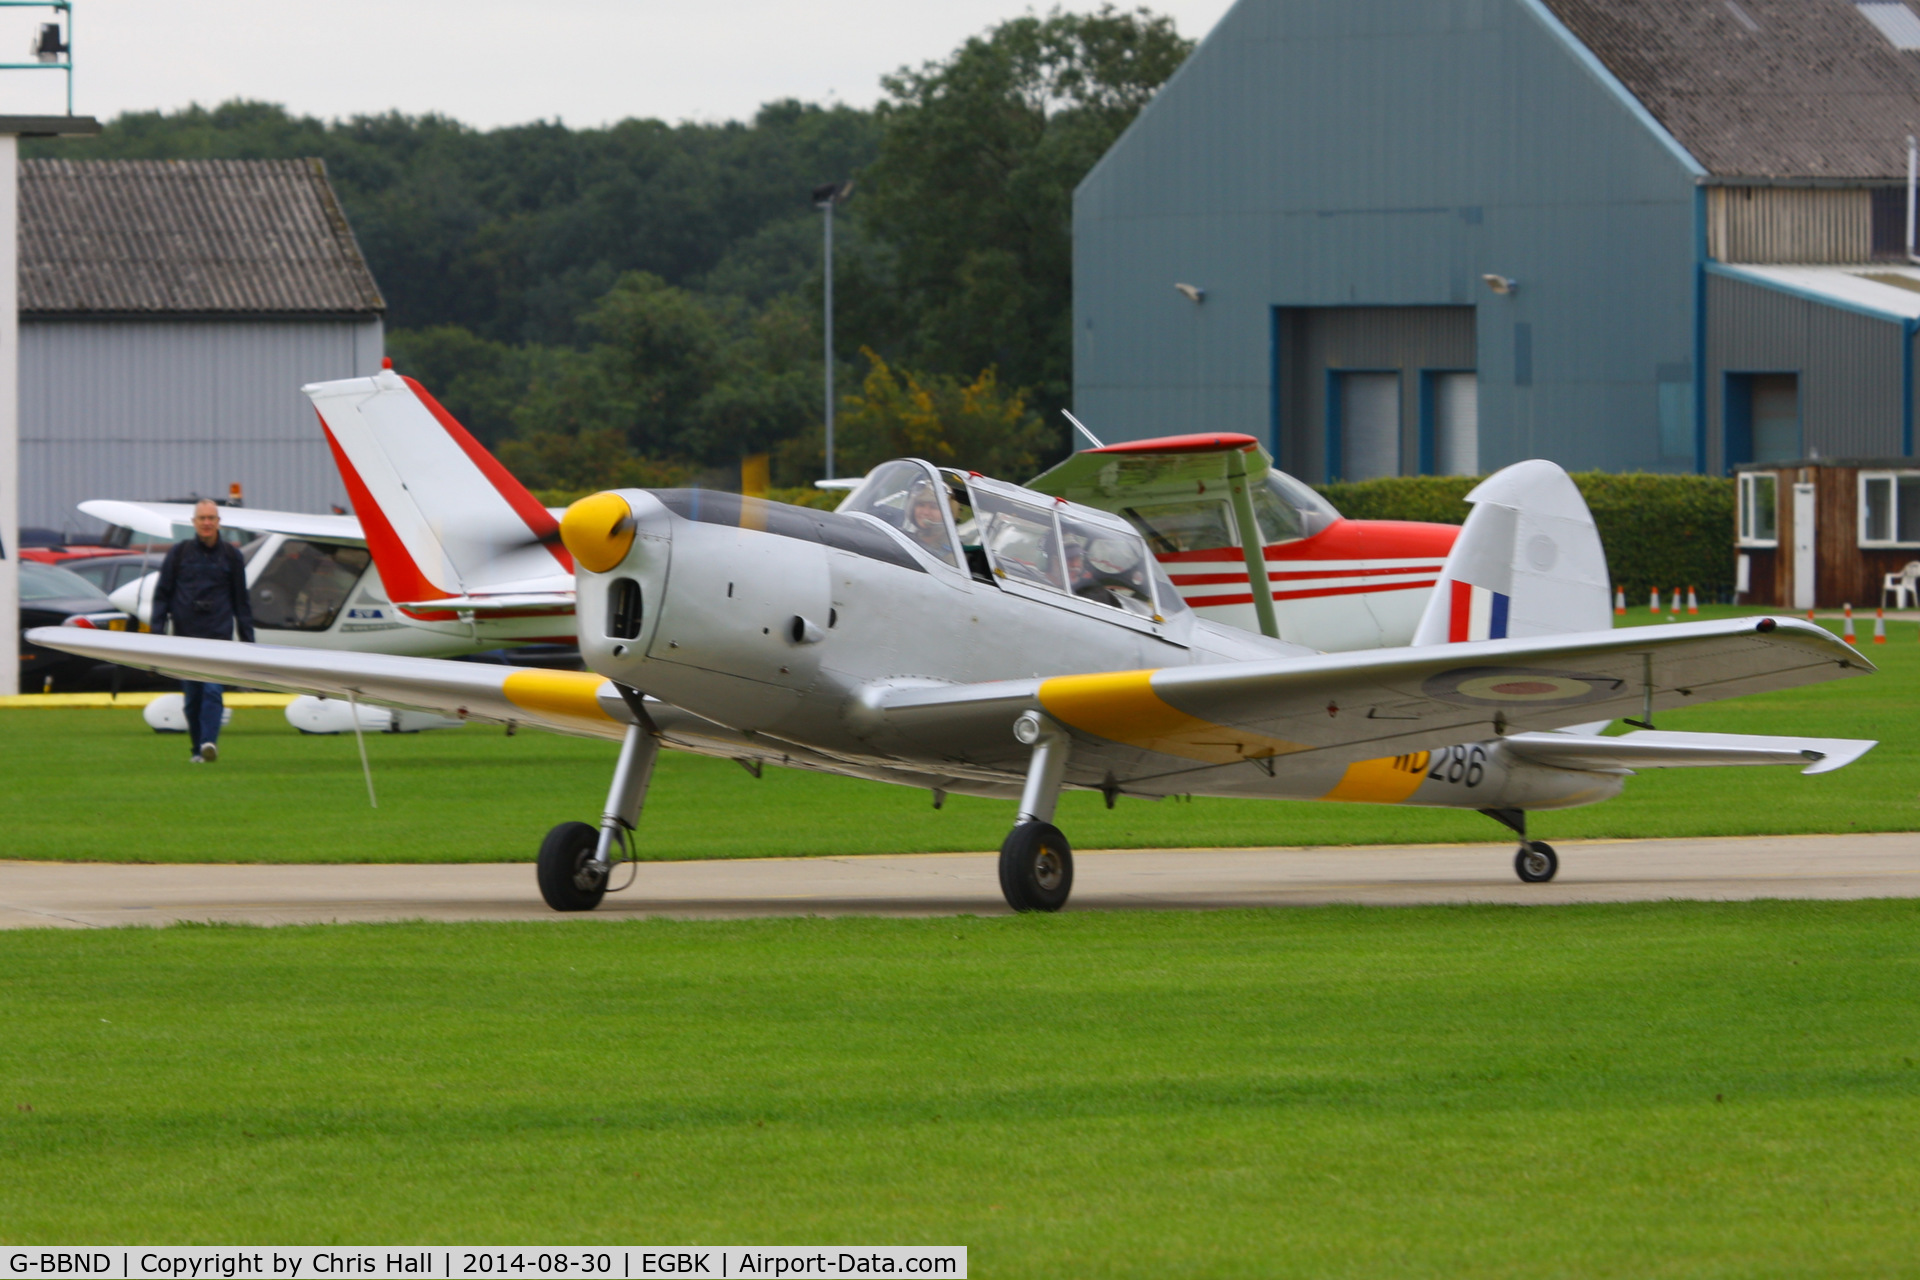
[1445,579,1512,641]
[1412,460,1611,647]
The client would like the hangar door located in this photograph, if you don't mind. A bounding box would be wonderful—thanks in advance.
[1274,306,1477,483]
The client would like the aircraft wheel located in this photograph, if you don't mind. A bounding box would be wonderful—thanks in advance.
[537,821,608,912]
[999,821,1074,913]
[1514,840,1558,884]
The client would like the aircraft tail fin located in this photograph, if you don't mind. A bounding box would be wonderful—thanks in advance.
[303,370,570,603]
[1411,460,1611,645]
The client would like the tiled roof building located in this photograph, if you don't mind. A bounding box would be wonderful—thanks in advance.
[21,158,382,534]
[20,158,384,315]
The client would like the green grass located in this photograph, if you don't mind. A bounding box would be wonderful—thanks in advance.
[2,607,1913,863]
[1,904,1917,1273]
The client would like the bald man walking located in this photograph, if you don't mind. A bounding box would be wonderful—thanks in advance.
[150,499,255,762]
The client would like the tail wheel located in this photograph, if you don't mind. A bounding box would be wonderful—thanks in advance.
[999,821,1074,913]
[537,821,608,912]
[1515,840,1558,884]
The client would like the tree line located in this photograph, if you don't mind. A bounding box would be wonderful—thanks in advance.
[27,7,1192,497]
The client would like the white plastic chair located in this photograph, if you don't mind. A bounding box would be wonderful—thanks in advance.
[1883,561,1920,609]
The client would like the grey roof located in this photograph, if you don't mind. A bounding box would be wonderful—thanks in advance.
[1543,0,1920,180]
[20,158,385,315]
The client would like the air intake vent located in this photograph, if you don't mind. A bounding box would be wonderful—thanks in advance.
[1858,2,1920,50]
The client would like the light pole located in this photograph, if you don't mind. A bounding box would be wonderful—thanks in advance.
[812,180,852,481]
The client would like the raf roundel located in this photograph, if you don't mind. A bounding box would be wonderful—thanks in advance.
[1423,665,1624,708]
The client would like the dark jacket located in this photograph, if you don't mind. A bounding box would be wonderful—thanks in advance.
[152,537,255,642]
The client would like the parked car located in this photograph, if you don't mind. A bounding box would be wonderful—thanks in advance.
[17,560,172,693]
[54,552,171,599]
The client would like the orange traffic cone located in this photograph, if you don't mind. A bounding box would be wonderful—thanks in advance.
[1874,608,1887,644]
[1843,603,1856,644]
[1669,588,1680,621]
[1614,586,1626,617]
[1649,588,1660,615]
[1686,585,1699,615]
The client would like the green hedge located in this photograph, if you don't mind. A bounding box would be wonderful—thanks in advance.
[1315,472,1737,599]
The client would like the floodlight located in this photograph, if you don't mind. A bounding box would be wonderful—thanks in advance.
[33,22,65,63]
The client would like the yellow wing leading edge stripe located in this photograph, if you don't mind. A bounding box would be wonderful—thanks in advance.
[1038,669,1307,765]
[502,669,619,724]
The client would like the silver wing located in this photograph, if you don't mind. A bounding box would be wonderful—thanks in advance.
[854,616,1870,783]
[39,614,1869,795]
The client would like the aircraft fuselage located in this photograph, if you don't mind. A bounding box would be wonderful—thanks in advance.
[578,489,1620,815]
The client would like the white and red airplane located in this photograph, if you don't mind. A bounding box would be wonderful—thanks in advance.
[84,368,578,657]
[81,377,1461,660]
[1025,432,1457,651]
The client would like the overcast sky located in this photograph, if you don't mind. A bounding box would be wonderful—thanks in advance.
[0,0,1236,129]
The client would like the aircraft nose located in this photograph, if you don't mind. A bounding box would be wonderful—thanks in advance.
[560,491,636,572]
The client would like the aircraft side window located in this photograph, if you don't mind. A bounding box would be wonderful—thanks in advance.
[1264,471,1339,537]
[837,460,959,568]
[1249,485,1304,543]
[1120,500,1236,553]
[945,482,994,583]
[973,490,1067,592]
[1146,557,1190,616]
[1060,517,1156,617]
[250,539,371,632]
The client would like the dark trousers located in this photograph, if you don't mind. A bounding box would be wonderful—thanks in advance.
[181,681,225,751]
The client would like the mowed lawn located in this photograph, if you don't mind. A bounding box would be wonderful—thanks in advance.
[1,607,1914,863]
[1,904,1917,1274]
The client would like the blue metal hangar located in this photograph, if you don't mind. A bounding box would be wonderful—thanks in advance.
[18,158,384,535]
[1074,0,1920,480]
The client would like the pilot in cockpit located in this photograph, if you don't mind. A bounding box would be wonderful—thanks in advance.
[903,478,955,562]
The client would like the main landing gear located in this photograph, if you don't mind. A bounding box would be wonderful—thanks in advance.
[1482,807,1558,883]
[538,720,659,912]
[999,712,1075,912]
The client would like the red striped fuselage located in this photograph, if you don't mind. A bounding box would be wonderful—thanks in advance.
[1160,518,1458,651]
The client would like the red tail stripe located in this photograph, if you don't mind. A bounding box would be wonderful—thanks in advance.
[1447,579,1472,643]
[318,412,449,603]
[400,375,574,573]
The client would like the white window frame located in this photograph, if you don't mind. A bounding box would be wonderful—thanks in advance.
[1857,470,1920,547]
[1737,472,1778,548]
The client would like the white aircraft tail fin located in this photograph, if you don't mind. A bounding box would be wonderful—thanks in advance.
[1411,460,1611,646]
[303,370,571,604]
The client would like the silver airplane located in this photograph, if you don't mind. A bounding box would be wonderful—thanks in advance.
[33,452,1875,913]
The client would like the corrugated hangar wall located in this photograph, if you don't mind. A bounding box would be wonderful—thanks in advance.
[20,318,381,534]
[1704,274,1911,468]
[1073,0,1702,480]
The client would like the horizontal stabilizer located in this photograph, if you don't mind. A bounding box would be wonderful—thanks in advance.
[393,592,577,615]
[1503,729,1876,775]
[79,499,364,546]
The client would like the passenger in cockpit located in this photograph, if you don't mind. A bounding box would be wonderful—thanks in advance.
[1064,525,1154,615]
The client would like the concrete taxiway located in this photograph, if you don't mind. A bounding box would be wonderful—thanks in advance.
[2,832,1916,928]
